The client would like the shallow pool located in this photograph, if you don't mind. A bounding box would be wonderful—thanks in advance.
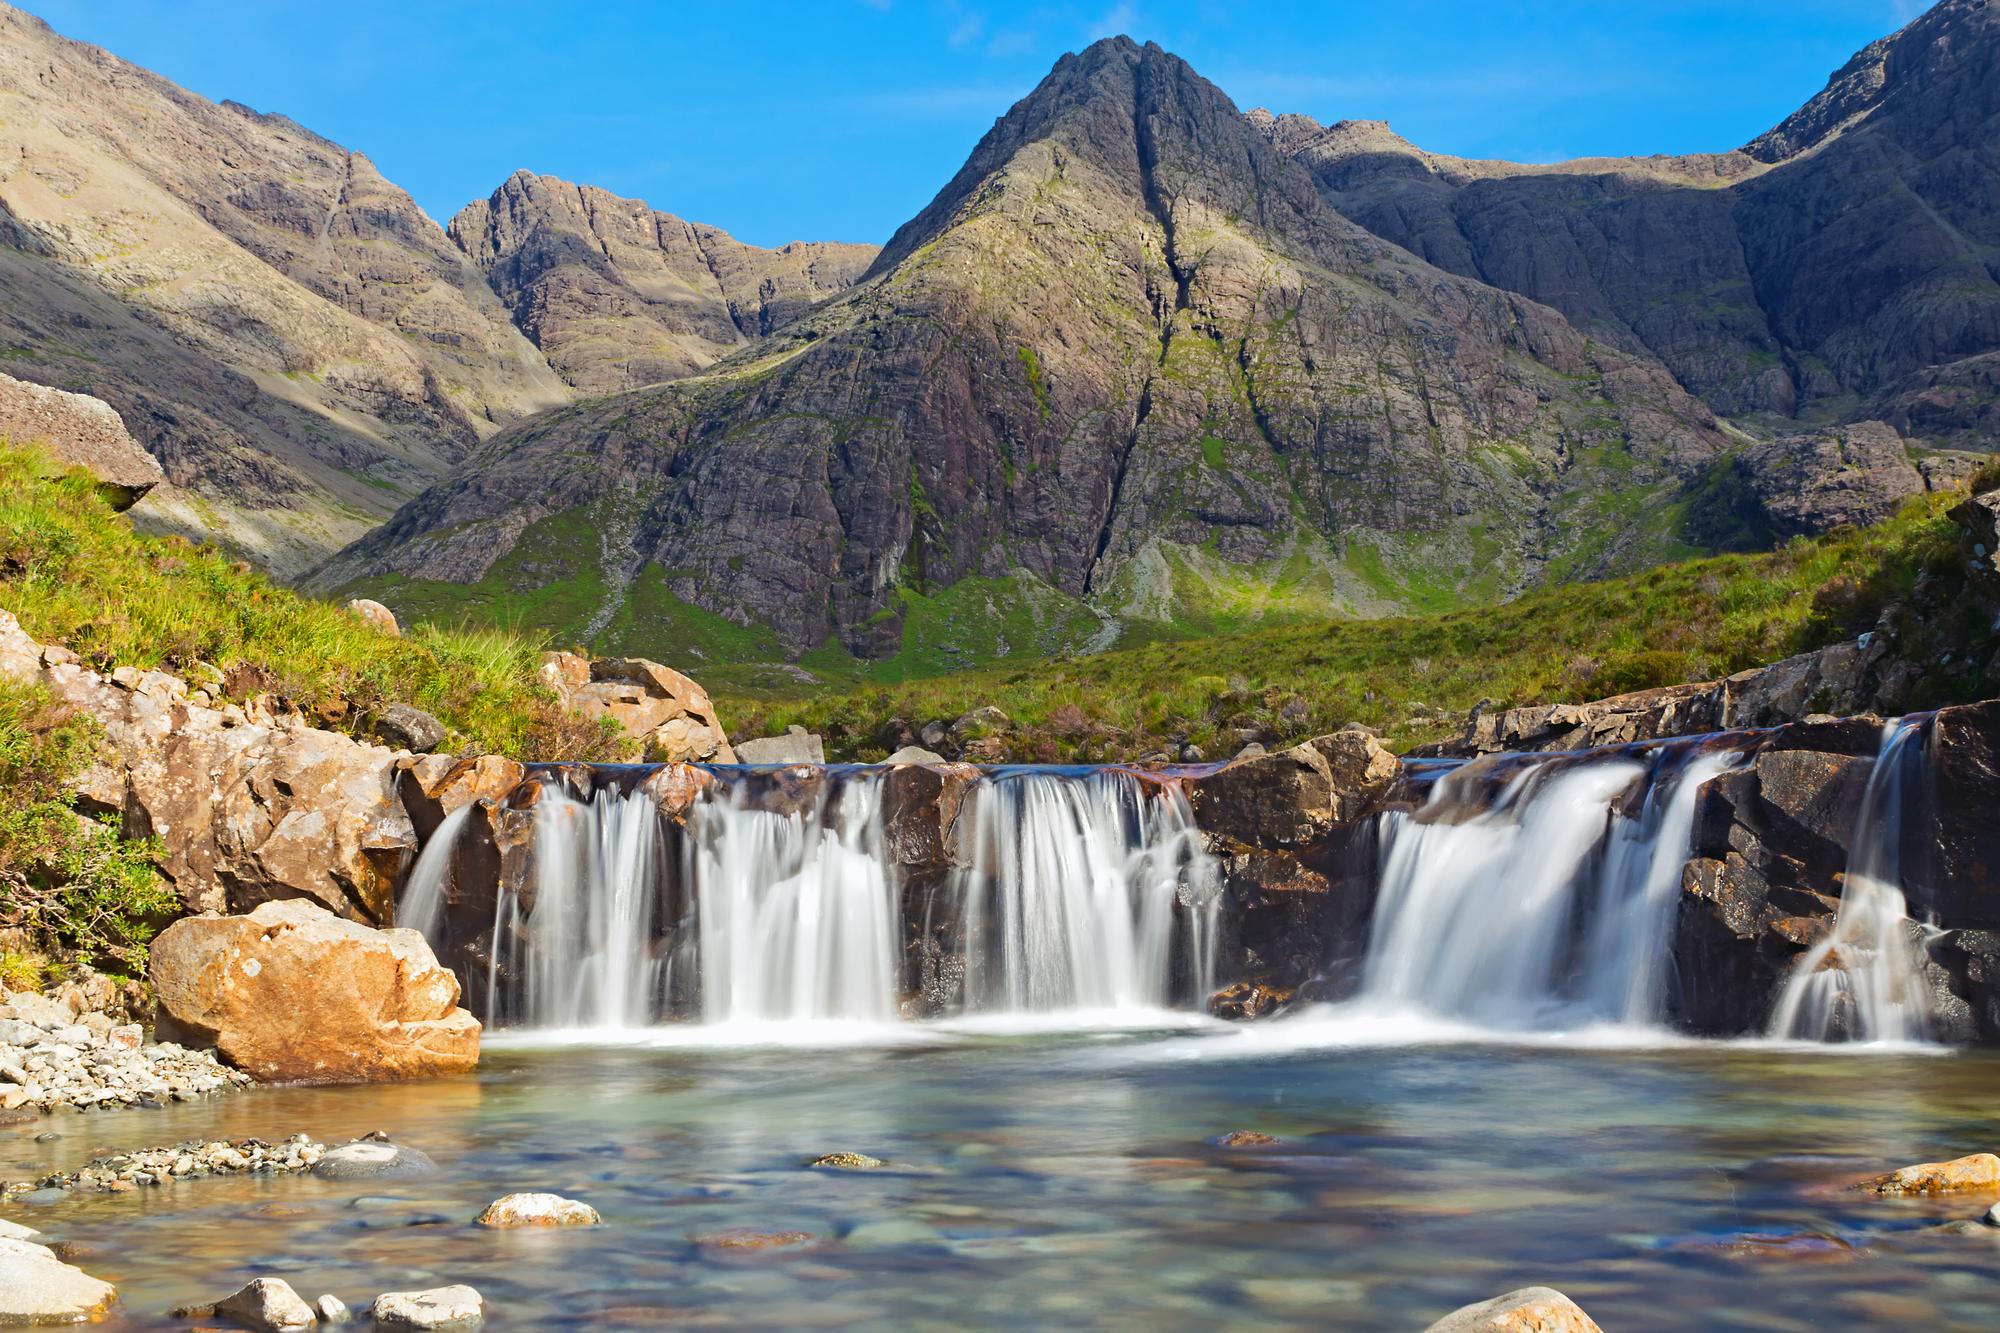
[7,1015,1999,1330]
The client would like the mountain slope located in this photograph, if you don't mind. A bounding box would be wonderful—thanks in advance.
[1258,0,2000,443]
[321,37,1729,669]
[450,172,876,393]
[0,2,570,571]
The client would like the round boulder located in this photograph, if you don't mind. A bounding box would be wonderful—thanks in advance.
[474,1192,601,1228]
[371,1284,483,1329]
[313,1139,439,1181]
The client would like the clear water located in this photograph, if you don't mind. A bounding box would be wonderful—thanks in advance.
[7,1028,1999,1331]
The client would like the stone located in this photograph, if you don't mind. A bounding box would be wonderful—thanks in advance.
[1208,981,1294,1020]
[1187,729,1400,849]
[1952,488,2000,583]
[733,726,826,765]
[0,371,164,509]
[372,704,446,755]
[317,1294,351,1323]
[312,1139,439,1181]
[370,1285,483,1329]
[0,1218,41,1241]
[807,1152,885,1170]
[12,1133,321,1194]
[1422,1286,1603,1332]
[883,746,948,766]
[695,1229,818,1251]
[1868,1152,2000,1194]
[533,653,734,763]
[1212,1131,1279,1148]
[473,1192,601,1228]
[214,1276,317,1332]
[150,899,480,1084]
[0,1235,118,1324]
[345,599,401,637]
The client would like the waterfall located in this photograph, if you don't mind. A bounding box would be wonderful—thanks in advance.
[1768,718,1933,1044]
[951,771,1219,1015]
[1358,744,1737,1028]
[396,803,472,943]
[685,778,900,1026]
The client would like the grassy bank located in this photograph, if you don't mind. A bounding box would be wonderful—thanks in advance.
[0,446,616,760]
[729,488,1996,761]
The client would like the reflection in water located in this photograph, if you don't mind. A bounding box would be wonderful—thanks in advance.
[6,1037,1998,1332]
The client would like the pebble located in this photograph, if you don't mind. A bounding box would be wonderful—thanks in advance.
[313,1138,437,1181]
[474,1192,601,1228]
[0,1005,248,1114]
[807,1152,885,1170]
[2,1134,324,1196]
[214,1276,317,1332]
[371,1284,484,1329]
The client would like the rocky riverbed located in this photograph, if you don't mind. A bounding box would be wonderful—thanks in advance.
[0,991,248,1116]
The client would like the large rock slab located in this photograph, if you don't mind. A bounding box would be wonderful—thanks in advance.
[0,370,163,508]
[1187,731,1399,849]
[149,899,479,1083]
[0,1235,118,1324]
[0,609,415,923]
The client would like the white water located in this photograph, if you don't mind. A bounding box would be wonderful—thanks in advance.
[1359,747,1737,1029]
[952,771,1220,1013]
[685,779,900,1026]
[1768,719,1933,1044]
[396,803,472,943]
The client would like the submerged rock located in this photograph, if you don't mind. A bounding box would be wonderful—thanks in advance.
[313,1138,439,1181]
[474,1192,601,1228]
[1422,1285,1602,1332]
[150,899,480,1084]
[370,1284,483,1329]
[1868,1152,2000,1194]
[214,1276,317,1331]
[807,1152,885,1171]
[1211,1131,1280,1148]
[695,1228,819,1251]
[0,1234,118,1325]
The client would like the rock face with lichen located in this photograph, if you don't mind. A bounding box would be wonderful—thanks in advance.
[0,372,164,508]
[321,37,1731,663]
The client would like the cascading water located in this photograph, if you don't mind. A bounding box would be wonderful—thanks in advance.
[1768,717,1933,1044]
[685,779,900,1026]
[1357,743,1738,1029]
[951,771,1220,1015]
[395,803,472,945]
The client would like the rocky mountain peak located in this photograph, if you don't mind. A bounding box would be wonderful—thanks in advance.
[1746,0,1996,162]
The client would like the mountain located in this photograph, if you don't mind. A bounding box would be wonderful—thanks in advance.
[0,1,574,570]
[1253,0,2000,446]
[319,36,1734,671]
[449,172,876,393]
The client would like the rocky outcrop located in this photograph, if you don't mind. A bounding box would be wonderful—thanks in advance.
[451,171,875,393]
[322,36,1730,662]
[149,898,480,1083]
[1188,731,1399,849]
[1951,486,2000,584]
[0,609,415,922]
[0,372,163,508]
[1739,424,1926,538]
[535,652,734,762]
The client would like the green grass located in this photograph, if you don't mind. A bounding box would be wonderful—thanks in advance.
[729,492,1990,762]
[0,445,620,760]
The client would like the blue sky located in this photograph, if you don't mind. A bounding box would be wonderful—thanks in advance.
[30,1,1922,249]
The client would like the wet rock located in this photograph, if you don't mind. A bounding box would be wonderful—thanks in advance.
[473,1192,601,1228]
[313,1139,439,1181]
[0,1234,118,1324]
[372,704,446,754]
[150,899,480,1084]
[1422,1285,1602,1332]
[1208,981,1294,1020]
[7,1133,322,1195]
[1187,730,1400,849]
[215,1276,317,1331]
[317,1293,352,1323]
[807,1152,885,1170]
[1212,1131,1280,1148]
[734,726,825,765]
[370,1284,483,1329]
[1868,1152,2000,1194]
[345,599,401,637]
[695,1228,819,1251]
[0,1218,41,1240]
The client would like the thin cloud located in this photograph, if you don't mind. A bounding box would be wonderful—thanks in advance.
[948,12,987,49]
[846,82,1023,115]
[1088,2,1138,39]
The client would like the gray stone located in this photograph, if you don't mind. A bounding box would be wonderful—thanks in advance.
[313,1140,438,1181]
[0,371,164,509]
[733,726,825,765]
[318,1293,352,1323]
[372,704,446,754]
[371,1284,483,1329]
[215,1276,317,1332]
[883,746,947,766]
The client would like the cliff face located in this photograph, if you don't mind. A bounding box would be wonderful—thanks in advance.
[321,38,1729,659]
[1258,0,2000,443]
[0,2,573,571]
[450,172,876,394]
